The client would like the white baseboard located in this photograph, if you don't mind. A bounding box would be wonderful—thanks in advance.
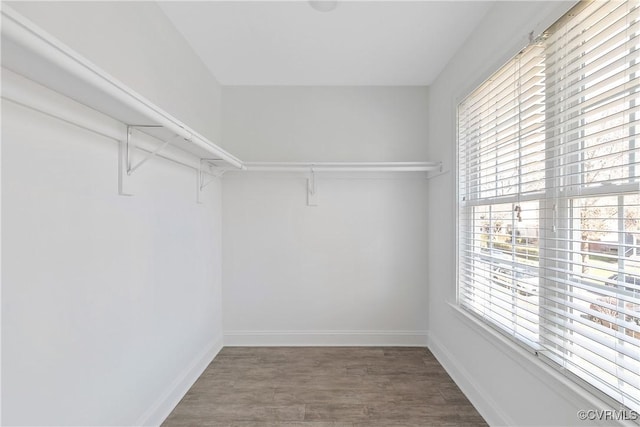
[224,330,428,346]
[427,332,514,427]
[135,336,224,427]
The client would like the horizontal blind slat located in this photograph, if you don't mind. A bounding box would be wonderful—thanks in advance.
[458,0,640,413]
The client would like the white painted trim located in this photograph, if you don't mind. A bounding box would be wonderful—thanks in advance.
[135,336,223,427]
[224,330,428,347]
[430,305,633,427]
[448,303,600,407]
[428,332,515,427]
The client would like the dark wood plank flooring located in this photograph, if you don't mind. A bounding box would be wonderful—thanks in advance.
[162,347,487,426]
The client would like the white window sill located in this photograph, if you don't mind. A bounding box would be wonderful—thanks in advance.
[446,301,635,426]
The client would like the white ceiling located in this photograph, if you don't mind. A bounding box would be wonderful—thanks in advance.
[158,1,493,86]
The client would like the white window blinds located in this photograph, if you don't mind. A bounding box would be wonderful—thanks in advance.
[458,0,640,411]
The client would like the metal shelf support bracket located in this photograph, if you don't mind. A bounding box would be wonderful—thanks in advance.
[118,125,178,196]
[197,159,226,204]
[307,167,318,207]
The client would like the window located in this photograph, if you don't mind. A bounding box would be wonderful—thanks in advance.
[458,0,640,412]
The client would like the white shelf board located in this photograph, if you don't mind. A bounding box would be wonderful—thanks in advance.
[1,5,443,176]
[1,5,243,168]
[242,161,442,173]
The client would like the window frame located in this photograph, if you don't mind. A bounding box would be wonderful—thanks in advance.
[456,0,640,414]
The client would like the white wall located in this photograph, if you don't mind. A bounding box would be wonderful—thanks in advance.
[222,87,429,345]
[1,2,226,424]
[6,1,223,145]
[222,173,428,345]
[2,71,224,427]
[222,86,428,161]
[426,1,616,426]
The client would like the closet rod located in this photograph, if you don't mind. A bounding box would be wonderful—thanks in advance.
[1,5,244,170]
[2,96,222,178]
[2,5,445,175]
[242,161,442,173]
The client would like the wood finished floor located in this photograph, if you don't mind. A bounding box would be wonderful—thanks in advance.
[162,347,487,427]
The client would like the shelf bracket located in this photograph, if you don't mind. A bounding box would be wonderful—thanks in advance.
[119,125,179,196]
[307,167,318,206]
[118,139,132,196]
[197,159,226,204]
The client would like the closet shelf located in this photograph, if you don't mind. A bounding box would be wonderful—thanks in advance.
[0,5,243,170]
[240,162,442,173]
[1,5,443,193]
